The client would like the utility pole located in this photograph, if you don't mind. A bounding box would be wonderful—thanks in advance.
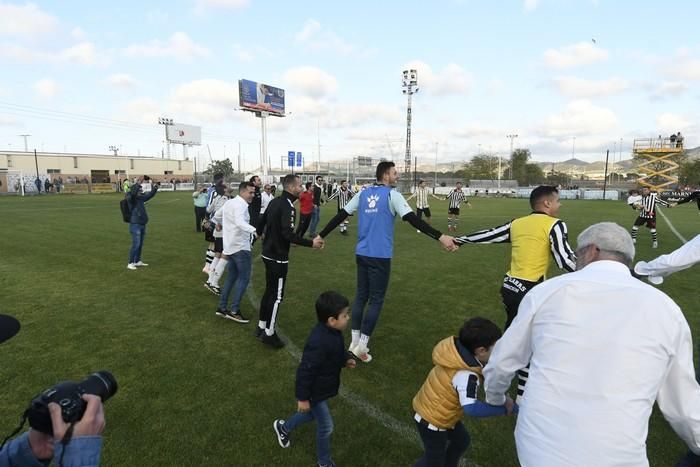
[19,134,31,152]
[402,69,419,192]
[434,142,438,192]
[158,117,173,158]
[506,134,518,180]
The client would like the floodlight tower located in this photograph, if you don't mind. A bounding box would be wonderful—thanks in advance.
[158,117,174,158]
[402,69,419,191]
[507,134,518,180]
[109,145,119,156]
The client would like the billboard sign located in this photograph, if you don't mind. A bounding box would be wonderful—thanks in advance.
[288,151,295,167]
[166,124,202,146]
[238,79,285,115]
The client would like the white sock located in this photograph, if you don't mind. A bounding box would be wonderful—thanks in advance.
[210,256,220,272]
[351,330,360,347]
[258,320,266,329]
[359,333,370,349]
[209,258,228,287]
[265,327,275,336]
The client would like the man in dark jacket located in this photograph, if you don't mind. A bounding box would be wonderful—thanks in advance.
[255,174,324,347]
[248,175,262,227]
[127,176,158,270]
[273,292,355,467]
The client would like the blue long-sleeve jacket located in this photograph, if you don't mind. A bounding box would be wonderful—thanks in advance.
[128,184,158,225]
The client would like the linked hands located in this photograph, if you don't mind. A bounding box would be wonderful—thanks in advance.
[312,235,325,249]
[439,234,459,252]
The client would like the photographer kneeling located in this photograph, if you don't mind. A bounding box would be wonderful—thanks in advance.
[0,315,107,467]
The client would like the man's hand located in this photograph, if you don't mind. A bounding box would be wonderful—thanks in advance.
[312,235,325,249]
[346,358,357,369]
[28,429,54,460]
[439,234,458,252]
[504,395,515,415]
[49,394,105,441]
[215,224,222,231]
[297,400,310,413]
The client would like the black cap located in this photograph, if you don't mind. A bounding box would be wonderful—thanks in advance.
[0,315,20,344]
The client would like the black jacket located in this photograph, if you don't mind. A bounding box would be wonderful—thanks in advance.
[248,186,262,224]
[257,191,312,261]
[312,184,323,206]
[295,322,350,402]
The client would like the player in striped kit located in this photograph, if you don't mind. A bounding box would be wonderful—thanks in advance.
[630,187,672,249]
[406,180,442,232]
[327,180,354,235]
[453,185,576,402]
[444,182,472,232]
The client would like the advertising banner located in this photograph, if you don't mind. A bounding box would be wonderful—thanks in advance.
[238,79,285,115]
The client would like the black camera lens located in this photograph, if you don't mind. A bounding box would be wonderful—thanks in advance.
[80,371,118,402]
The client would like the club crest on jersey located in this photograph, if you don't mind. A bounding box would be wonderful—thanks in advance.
[367,194,380,209]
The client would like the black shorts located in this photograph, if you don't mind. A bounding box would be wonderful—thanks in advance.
[634,216,656,229]
[214,237,224,253]
[448,208,460,215]
[500,275,542,330]
[417,207,432,218]
[204,228,215,243]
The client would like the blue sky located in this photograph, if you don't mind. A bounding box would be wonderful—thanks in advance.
[1,0,699,171]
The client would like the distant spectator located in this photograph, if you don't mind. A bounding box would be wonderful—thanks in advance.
[248,175,262,228]
[192,187,208,232]
[260,184,274,215]
[670,133,677,147]
[677,131,684,148]
[127,176,158,270]
[34,177,41,193]
[44,178,51,193]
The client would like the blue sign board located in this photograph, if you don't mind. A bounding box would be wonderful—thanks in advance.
[288,151,295,167]
[296,152,302,167]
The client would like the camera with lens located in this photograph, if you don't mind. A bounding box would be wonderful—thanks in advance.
[26,371,117,435]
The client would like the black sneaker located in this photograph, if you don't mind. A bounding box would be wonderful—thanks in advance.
[204,282,220,295]
[215,309,227,318]
[226,311,250,324]
[253,327,264,339]
[262,332,285,349]
[273,419,290,448]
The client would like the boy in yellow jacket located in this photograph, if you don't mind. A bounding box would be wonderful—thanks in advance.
[412,317,516,467]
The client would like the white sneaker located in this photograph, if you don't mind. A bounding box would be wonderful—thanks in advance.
[632,238,637,244]
[127,263,137,270]
[135,261,149,267]
[350,343,373,363]
[652,241,658,249]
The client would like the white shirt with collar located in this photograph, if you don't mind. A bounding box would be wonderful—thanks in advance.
[212,196,257,255]
[634,234,700,284]
[484,260,700,467]
[260,191,274,214]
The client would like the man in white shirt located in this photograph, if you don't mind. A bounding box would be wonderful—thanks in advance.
[484,222,700,467]
[260,183,274,215]
[212,181,257,323]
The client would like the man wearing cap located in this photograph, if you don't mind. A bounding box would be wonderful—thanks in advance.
[483,222,700,467]
[0,315,106,466]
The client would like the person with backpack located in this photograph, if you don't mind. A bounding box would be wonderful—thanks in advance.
[126,176,158,270]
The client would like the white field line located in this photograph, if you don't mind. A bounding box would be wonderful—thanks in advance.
[658,207,688,243]
[244,261,481,467]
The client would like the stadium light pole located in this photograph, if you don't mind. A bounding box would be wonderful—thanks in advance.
[402,69,419,192]
[158,117,174,159]
[109,145,119,156]
[19,134,31,152]
[507,134,518,180]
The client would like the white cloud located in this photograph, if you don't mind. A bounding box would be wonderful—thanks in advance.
[401,61,473,96]
[524,0,540,11]
[119,97,161,124]
[451,122,503,139]
[294,18,363,57]
[168,79,241,122]
[552,76,628,97]
[0,2,57,37]
[105,74,138,89]
[0,115,20,126]
[70,27,86,40]
[673,58,700,80]
[195,0,249,10]
[0,41,108,66]
[123,32,210,61]
[232,43,274,62]
[33,79,58,99]
[543,42,609,68]
[283,66,338,99]
[656,113,691,132]
[539,99,618,137]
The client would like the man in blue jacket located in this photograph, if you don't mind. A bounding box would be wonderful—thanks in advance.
[0,314,105,467]
[127,175,158,270]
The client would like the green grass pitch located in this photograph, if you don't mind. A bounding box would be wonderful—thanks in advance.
[0,192,698,466]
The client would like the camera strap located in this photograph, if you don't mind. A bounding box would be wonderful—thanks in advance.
[0,410,28,452]
[57,422,76,467]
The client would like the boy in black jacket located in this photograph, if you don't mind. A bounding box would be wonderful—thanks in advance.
[273,291,355,467]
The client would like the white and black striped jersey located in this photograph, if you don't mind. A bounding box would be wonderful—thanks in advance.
[638,193,670,219]
[327,187,354,209]
[454,217,577,274]
[446,189,469,209]
[407,187,431,209]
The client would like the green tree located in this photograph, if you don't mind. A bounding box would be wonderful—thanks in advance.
[204,158,235,180]
[467,154,498,180]
[524,163,544,185]
[679,159,700,186]
[509,148,530,184]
